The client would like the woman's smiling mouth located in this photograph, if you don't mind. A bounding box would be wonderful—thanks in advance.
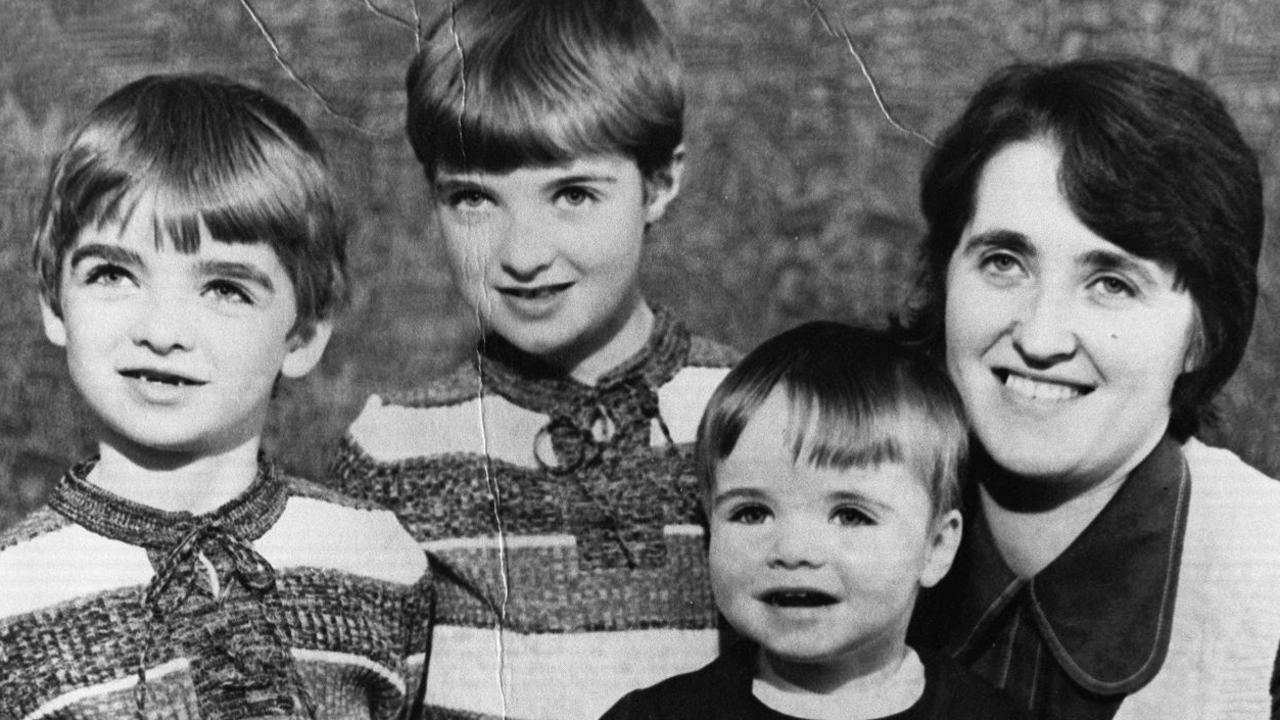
[996,370,1092,402]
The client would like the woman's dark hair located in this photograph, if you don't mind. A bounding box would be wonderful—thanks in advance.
[903,56,1263,440]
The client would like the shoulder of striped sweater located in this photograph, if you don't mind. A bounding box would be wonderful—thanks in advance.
[0,505,74,553]
[267,487,427,584]
[657,362,735,444]
[686,333,742,369]
[342,364,487,462]
[376,362,482,409]
[283,473,388,511]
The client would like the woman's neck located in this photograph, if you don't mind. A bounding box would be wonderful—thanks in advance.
[89,437,263,515]
[977,446,1139,577]
[752,646,925,720]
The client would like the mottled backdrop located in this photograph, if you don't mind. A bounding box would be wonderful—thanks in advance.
[3,0,1279,529]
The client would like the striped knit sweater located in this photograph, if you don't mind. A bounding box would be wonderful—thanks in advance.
[332,308,738,720]
[0,457,429,720]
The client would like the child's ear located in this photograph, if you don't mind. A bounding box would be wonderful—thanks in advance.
[40,294,67,348]
[920,509,962,589]
[643,145,686,224]
[280,319,333,379]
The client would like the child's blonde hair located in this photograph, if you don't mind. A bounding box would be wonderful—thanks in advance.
[696,322,968,520]
[405,0,683,182]
[33,73,348,338]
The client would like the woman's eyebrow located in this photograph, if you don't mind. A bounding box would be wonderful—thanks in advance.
[1079,249,1158,286]
[958,229,1031,257]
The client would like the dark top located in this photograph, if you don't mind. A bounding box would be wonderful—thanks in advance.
[910,436,1190,720]
[599,643,1027,720]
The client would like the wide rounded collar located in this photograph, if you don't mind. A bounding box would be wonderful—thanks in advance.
[954,436,1190,694]
[48,456,289,549]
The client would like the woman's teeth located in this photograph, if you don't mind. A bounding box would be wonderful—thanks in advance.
[1004,373,1082,402]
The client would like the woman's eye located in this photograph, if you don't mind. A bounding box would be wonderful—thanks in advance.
[980,252,1022,275]
[207,280,252,304]
[727,505,771,525]
[832,507,873,527]
[1093,275,1137,298]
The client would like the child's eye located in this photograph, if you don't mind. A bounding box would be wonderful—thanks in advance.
[206,280,253,304]
[447,189,493,210]
[83,263,134,288]
[727,504,772,525]
[831,506,874,527]
[554,186,597,208]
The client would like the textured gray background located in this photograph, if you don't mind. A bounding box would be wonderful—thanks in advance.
[3,0,1279,530]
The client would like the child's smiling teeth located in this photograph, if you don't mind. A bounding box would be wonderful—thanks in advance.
[122,369,202,386]
[1003,372,1083,402]
[763,590,837,607]
[502,283,572,300]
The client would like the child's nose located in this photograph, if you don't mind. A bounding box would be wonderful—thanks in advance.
[131,293,195,353]
[767,520,825,569]
[497,214,555,280]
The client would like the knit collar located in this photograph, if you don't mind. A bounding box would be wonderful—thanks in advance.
[48,456,289,550]
[953,435,1190,694]
[477,304,691,413]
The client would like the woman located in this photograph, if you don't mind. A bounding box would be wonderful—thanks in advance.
[906,56,1280,719]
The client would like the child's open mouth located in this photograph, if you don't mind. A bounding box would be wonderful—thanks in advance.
[120,369,205,387]
[498,282,573,300]
[761,590,838,608]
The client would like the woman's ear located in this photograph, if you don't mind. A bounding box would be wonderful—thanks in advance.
[920,509,962,589]
[643,145,686,224]
[281,319,333,379]
[1181,309,1206,374]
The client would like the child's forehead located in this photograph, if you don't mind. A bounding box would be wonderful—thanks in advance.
[434,153,641,182]
[716,390,931,494]
[70,204,285,272]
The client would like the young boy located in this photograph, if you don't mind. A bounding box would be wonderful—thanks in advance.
[331,1,737,718]
[0,74,428,719]
[601,323,1026,720]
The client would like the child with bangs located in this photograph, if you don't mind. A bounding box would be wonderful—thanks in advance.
[0,74,428,719]
[331,1,737,718]
[602,322,1025,720]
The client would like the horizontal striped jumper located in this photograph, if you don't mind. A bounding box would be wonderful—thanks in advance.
[332,308,738,720]
[0,458,429,720]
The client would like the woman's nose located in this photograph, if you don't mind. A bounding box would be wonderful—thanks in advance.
[1010,285,1078,366]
